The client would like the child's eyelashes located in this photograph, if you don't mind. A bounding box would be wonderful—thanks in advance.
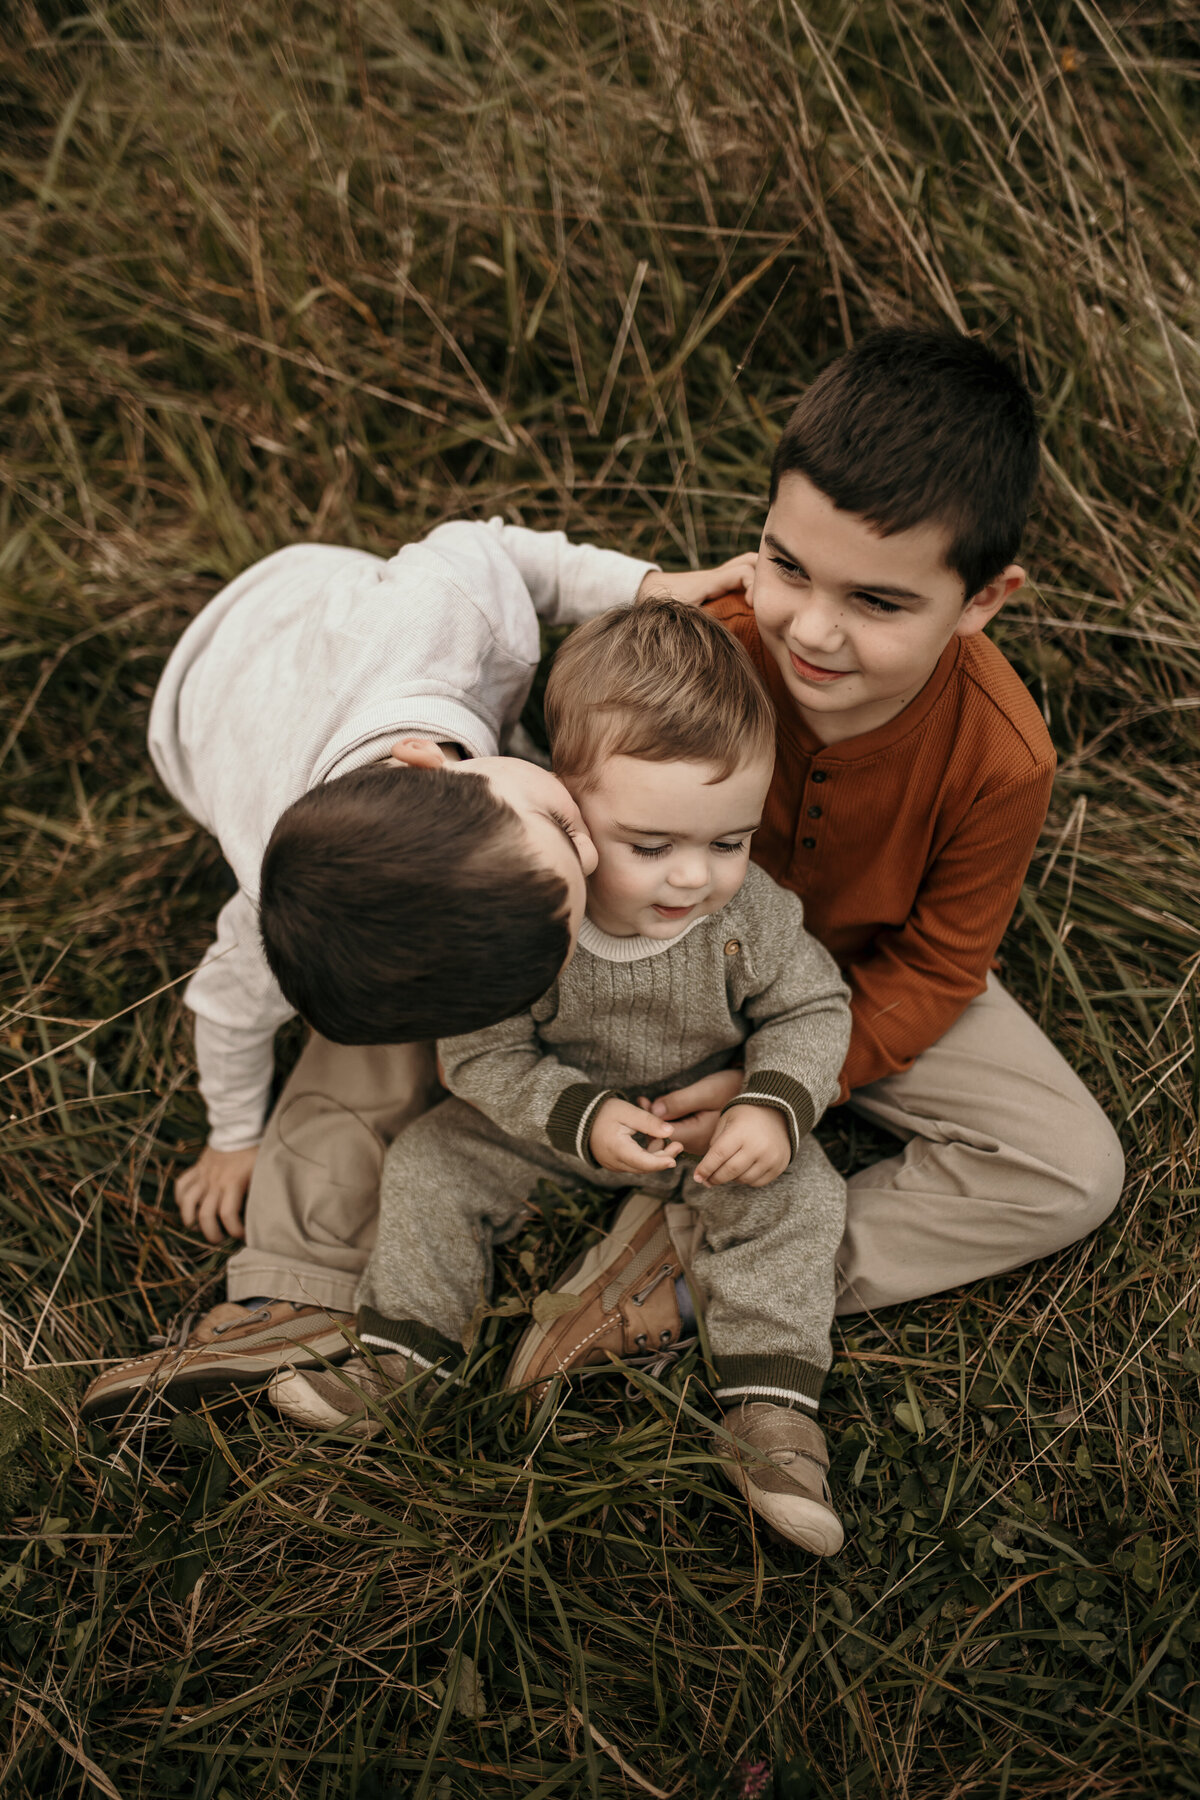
[629,838,749,859]
[549,809,579,840]
[770,553,902,616]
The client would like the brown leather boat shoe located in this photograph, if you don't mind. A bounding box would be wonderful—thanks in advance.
[504,1190,695,1394]
[79,1300,354,1424]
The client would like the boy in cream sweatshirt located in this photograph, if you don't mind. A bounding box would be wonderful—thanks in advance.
[274,600,852,1555]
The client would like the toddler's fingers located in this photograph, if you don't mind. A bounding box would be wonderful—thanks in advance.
[623,1139,680,1173]
[633,1113,681,1144]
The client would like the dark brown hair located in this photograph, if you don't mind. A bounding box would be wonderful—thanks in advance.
[770,328,1039,599]
[259,764,571,1042]
[544,596,776,790]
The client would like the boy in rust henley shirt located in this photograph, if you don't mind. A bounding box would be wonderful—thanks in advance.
[582,328,1124,1322]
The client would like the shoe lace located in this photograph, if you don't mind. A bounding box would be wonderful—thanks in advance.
[623,1332,698,1399]
[147,1302,273,1350]
[148,1311,199,1350]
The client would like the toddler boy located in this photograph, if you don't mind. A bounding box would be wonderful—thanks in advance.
[543,328,1124,1341]
[274,600,853,1554]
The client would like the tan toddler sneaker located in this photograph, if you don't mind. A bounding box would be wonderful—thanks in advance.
[270,1348,442,1438]
[717,1401,844,1555]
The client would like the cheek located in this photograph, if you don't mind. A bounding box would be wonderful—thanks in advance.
[592,849,651,899]
[752,582,792,639]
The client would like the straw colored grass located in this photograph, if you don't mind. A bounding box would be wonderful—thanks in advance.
[1,1,1198,1795]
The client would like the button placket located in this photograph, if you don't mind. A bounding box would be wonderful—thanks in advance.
[797,763,829,855]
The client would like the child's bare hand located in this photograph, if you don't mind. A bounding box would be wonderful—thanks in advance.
[693,1104,790,1189]
[589,1098,684,1175]
[176,1145,259,1243]
[638,1067,745,1155]
[637,552,756,609]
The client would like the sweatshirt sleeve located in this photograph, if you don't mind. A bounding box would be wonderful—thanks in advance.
[483,518,659,627]
[841,760,1054,1097]
[184,888,295,1149]
[725,869,852,1155]
[439,1000,621,1167]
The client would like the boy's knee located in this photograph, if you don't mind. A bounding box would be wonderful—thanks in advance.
[1040,1109,1124,1247]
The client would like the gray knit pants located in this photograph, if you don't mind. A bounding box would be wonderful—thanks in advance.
[356,1096,846,1409]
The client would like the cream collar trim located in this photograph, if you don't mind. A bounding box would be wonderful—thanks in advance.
[577,912,708,963]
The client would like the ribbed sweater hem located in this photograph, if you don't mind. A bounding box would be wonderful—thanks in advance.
[721,1071,816,1157]
[714,1353,827,1411]
[546,1082,621,1163]
[356,1309,465,1384]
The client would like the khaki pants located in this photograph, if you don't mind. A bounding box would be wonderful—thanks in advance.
[226,978,1124,1317]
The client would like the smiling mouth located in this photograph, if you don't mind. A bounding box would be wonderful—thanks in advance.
[653,904,695,919]
[789,650,850,684]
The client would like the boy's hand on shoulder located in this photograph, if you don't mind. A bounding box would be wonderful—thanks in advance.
[637,551,756,609]
[589,1098,684,1175]
[176,1145,259,1244]
[693,1104,791,1189]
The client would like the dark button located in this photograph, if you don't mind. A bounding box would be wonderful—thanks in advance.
[802,836,816,849]
[811,770,827,784]
[807,805,822,819]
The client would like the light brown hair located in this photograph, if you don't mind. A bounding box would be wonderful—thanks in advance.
[545,596,776,791]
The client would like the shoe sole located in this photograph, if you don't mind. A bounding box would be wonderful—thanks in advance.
[79,1329,356,1425]
[504,1190,668,1391]
[722,1458,845,1556]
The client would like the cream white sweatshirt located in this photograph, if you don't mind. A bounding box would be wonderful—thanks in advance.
[149,518,657,1149]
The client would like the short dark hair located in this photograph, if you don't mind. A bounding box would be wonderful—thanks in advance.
[770,328,1039,598]
[259,764,571,1043]
[545,596,776,790]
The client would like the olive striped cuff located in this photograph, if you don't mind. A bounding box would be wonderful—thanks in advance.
[546,1082,622,1165]
[356,1309,465,1385]
[720,1070,816,1158]
[714,1353,827,1413]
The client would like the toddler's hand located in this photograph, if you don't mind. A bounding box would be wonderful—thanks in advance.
[693,1104,791,1189]
[637,551,756,609]
[637,1066,745,1157]
[589,1098,684,1175]
[176,1144,259,1243]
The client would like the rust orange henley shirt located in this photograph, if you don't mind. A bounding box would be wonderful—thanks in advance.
[705,593,1056,1100]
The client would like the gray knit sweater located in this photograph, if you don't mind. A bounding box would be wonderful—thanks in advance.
[440,862,851,1164]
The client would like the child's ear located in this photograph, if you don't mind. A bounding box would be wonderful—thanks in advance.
[955,564,1025,639]
[389,737,449,770]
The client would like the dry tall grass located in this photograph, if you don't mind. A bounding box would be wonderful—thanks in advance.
[1,2,1198,1796]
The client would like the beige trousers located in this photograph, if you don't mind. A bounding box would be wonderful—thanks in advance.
[225,978,1124,1317]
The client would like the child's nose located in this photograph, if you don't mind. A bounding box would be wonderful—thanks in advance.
[792,591,842,651]
[667,851,708,890]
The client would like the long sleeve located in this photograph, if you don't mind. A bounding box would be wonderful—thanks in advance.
[440,1000,620,1166]
[841,760,1053,1096]
[184,888,295,1148]
[728,868,852,1152]
[481,518,659,626]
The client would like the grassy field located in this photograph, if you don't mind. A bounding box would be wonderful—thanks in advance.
[2,1,1199,1795]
